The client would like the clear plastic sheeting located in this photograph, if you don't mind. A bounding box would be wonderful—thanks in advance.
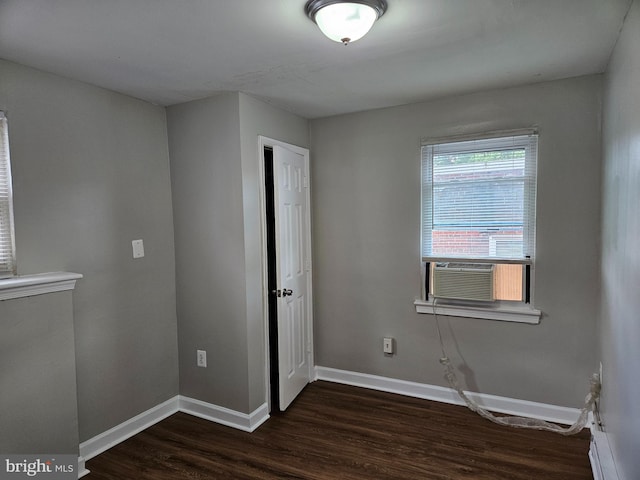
[438,355,600,435]
[433,302,600,436]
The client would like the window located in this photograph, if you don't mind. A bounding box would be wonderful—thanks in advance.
[0,112,16,278]
[421,131,538,304]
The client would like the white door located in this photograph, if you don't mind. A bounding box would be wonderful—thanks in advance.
[273,144,311,411]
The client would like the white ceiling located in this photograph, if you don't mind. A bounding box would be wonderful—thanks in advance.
[0,0,632,119]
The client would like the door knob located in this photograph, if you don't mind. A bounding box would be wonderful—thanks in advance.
[271,289,293,297]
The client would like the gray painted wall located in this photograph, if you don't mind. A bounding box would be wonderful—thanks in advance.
[0,292,79,454]
[0,59,179,442]
[310,75,602,408]
[168,92,309,414]
[168,93,250,412]
[601,0,640,478]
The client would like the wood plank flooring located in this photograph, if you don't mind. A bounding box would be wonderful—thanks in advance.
[86,381,592,479]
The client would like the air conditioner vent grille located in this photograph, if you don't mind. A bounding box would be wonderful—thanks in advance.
[433,263,495,302]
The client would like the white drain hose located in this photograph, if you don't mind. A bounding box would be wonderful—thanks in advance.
[433,303,600,435]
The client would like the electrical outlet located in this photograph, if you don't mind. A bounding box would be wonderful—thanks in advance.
[383,337,394,354]
[197,349,207,368]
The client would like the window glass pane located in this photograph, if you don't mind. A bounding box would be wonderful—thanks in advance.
[422,133,537,262]
[431,148,525,258]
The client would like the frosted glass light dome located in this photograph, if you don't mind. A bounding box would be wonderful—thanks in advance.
[305,0,388,45]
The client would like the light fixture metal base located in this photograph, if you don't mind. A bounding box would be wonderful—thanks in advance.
[304,0,388,21]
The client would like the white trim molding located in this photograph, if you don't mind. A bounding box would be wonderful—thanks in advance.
[179,397,269,433]
[414,299,541,324]
[0,272,82,301]
[315,366,583,426]
[79,395,270,469]
[80,396,179,462]
[589,425,621,480]
[77,457,89,478]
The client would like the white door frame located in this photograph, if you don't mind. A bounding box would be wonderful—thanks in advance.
[258,136,314,412]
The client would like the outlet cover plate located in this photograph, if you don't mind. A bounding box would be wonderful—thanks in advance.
[132,239,145,258]
[197,349,207,367]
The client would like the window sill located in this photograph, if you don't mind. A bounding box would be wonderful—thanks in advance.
[414,299,541,324]
[0,272,83,301]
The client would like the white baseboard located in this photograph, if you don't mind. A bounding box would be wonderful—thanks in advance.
[77,457,90,478]
[589,424,620,480]
[179,396,269,433]
[79,395,270,472]
[314,366,583,426]
[80,396,180,462]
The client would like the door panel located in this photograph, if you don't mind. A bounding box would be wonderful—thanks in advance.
[274,144,310,411]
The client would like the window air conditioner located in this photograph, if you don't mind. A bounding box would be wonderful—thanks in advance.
[433,263,495,302]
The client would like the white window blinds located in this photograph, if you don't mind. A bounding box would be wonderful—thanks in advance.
[422,132,537,264]
[0,112,16,277]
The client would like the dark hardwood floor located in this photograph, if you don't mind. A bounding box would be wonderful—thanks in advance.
[86,381,592,479]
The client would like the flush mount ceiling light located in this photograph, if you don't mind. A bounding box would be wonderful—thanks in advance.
[305,0,388,45]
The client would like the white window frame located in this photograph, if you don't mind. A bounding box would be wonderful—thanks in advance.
[0,111,17,278]
[415,129,541,323]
